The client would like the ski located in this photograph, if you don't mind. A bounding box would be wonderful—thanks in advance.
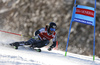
[9,43,42,52]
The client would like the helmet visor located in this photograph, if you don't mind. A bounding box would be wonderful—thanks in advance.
[50,28,55,31]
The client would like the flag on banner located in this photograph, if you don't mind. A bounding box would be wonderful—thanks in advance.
[73,5,95,26]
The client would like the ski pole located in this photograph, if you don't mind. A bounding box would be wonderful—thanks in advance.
[0,30,28,37]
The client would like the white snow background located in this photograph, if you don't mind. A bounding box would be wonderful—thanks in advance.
[0,33,100,65]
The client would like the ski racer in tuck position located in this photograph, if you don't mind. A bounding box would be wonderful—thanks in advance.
[10,22,57,52]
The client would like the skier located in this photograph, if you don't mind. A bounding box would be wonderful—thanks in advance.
[10,22,57,52]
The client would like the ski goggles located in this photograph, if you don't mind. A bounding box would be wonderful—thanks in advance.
[50,28,55,31]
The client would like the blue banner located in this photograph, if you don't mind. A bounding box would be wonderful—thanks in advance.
[73,5,95,26]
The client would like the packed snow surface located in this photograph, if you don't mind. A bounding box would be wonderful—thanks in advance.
[0,44,100,65]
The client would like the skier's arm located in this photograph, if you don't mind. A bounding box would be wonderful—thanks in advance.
[35,28,45,36]
[35,29,40,36]
[48,34,57,51]
[50,41,56,48]
[48,42,56,51]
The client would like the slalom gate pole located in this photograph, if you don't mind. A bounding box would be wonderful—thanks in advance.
[93,0,96,61]
[65,0,76,56]
[0,30,23,36]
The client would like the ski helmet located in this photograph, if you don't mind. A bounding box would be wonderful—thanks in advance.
[48,22,57,32]
[49,22,57,29]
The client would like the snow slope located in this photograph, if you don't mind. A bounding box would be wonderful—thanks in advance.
[0,44,100,65]
[0,33,100,65]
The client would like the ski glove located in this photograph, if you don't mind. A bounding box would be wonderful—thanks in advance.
[48,46,53,51]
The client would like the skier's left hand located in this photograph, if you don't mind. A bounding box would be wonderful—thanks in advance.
[48,47,53,51]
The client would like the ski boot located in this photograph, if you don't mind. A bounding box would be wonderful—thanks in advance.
[35,48,41,52]
[30,45,41,52]
[10,42,19,49]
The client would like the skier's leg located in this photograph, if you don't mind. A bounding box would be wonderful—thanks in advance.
[24,38,37,49]
[25,38,36,45]
[10,38,36,49]
[35,40,49,48]
[10,42,22,49]
[26,39,49,52]
[10,41,25,48]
